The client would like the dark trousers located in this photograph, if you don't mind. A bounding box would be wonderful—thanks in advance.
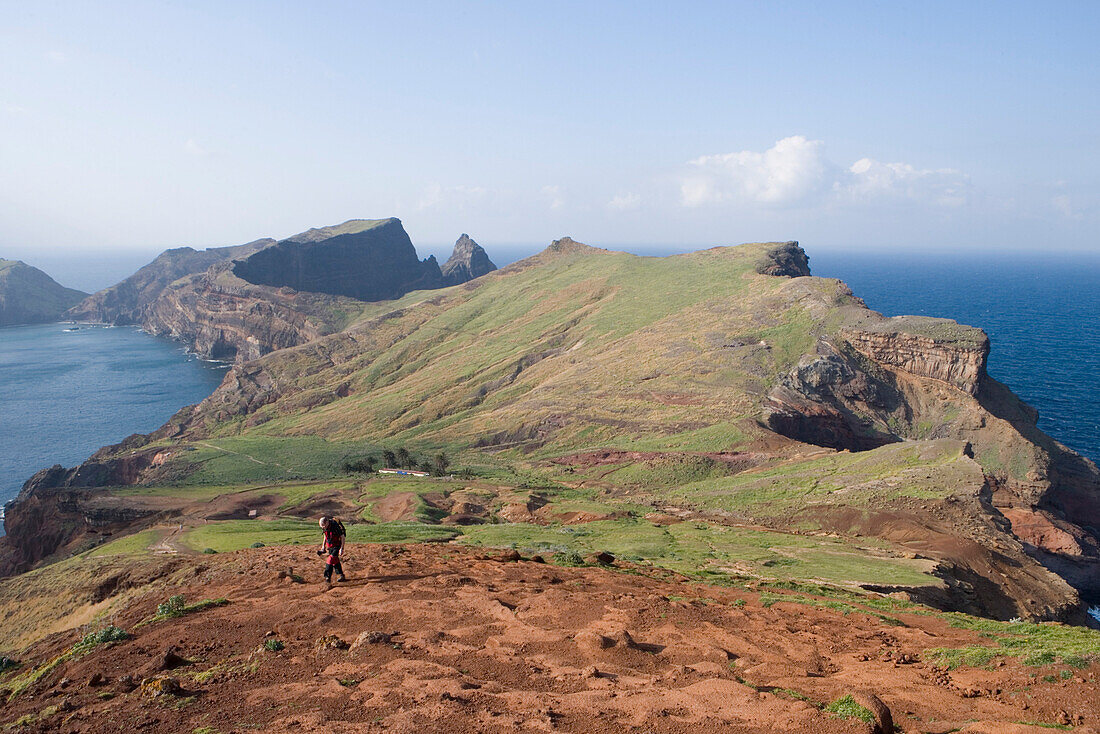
[324,555,343,580]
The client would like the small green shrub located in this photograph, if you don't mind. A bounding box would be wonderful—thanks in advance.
[825,694,874,724]
[732,599,746,607]
[74,626,130,652]
[251,542,266,548]
[263,639,285,652]
[554,550,585,567]
[139,597,229,628]
[157,595,187,619]
[203,548,217,554]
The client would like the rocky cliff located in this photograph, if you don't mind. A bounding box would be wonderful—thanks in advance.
[842,317,990,395]
[68,218,496,362]
[67,238,273,324]
[231,218,444,301]
[440,234,497,286]
[0,259,86,326]
[137,264,362,362]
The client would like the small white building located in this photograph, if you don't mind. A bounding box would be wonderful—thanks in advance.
[377,468,430,477]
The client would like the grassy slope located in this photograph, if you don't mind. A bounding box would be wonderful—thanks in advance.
[133,242,991,540]
[177,243,855,456]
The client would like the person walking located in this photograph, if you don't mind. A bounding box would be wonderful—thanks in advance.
[318,516,347,583]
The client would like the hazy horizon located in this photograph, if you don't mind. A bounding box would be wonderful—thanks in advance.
[13,232,1100,295]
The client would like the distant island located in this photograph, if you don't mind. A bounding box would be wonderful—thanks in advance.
[0,259,86,326]
[67,219,496,361]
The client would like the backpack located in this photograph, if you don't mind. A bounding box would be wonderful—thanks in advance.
[324,519,346,547]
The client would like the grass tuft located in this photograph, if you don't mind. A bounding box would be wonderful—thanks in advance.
[824,694,874,724]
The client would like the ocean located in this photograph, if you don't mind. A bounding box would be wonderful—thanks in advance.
[0,323,228,511]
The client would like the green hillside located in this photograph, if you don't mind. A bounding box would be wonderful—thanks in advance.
[181,240,857,451]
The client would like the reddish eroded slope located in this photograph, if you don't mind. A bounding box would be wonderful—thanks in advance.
[2,545,1097,733]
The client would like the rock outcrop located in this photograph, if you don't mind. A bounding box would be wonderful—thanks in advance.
[440,234,497,286]
[67,239,272,324]
[69,218,497,361]
[231,218,443,301]
[755,241,810,277]
[0,259,86,326]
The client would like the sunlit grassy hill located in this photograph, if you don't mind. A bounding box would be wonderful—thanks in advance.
[175,239,862,454]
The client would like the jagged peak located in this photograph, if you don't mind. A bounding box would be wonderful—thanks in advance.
[441,234,497,285]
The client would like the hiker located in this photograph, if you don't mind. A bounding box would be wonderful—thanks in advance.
[317,516,347,583]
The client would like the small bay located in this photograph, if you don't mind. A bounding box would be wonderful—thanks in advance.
[0,323,227,510]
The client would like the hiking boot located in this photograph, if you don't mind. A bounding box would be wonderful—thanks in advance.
[337,575,347,582]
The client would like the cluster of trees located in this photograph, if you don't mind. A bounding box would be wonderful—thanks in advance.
[342,448,451,477]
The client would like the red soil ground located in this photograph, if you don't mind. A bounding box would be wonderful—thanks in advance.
[2,544,1097,733]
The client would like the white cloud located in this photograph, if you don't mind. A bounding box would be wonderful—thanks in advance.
[682,135,829,207]
[542,185,565,210]
[844,158,968,207]
[46,50,67,64]
[607,192,641,211]
[1050,193,1095,221]
[681,136,969,209]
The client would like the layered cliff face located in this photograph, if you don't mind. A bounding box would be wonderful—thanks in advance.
[67,239,273,324]
[5,239,1098,623]
[231,218,444,301]
[441,234,497,286]
[0,259,86,326]
[842,317,990,395]
[69,218,497,362]
[138,265,363,362]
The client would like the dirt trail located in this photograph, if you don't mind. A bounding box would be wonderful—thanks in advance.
[3,544,1097,733]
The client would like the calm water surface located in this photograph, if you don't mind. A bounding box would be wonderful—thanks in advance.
[0,323,227,510]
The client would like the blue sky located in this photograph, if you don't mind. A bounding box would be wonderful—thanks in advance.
[2,0,1098,287]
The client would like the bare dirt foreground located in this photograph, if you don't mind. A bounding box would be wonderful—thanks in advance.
[1,544,1097,733]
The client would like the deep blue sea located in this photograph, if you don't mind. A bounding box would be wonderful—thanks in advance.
[0,324,227,511]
